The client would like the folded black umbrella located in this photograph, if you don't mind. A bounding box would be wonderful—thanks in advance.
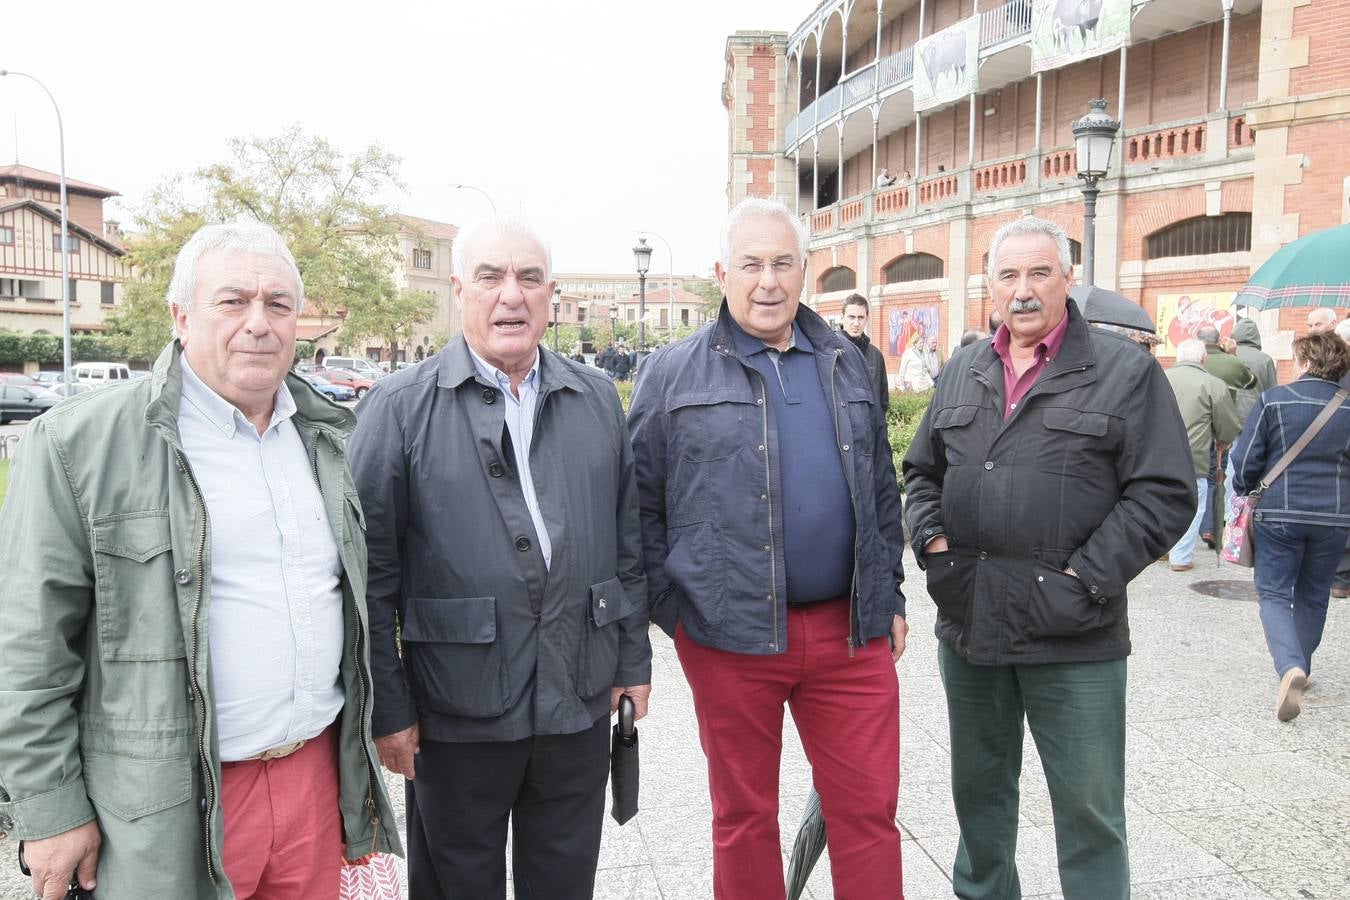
[610,695,640,825]
[1070,285,1156,333]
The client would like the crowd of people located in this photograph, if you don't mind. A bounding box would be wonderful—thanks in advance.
[0,200,1344,900]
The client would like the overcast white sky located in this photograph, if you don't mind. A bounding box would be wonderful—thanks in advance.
[2,0,804,278]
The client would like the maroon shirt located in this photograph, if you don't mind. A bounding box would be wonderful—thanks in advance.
[991,308,1072,419]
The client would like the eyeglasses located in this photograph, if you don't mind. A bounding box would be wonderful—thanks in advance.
[734,259,798,276]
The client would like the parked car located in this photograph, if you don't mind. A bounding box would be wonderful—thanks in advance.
[0,373,42,388]
[32,371,65,386]
[0,384,59,424]
[72,362,133,387]
[321,356,383,379]
[300,373,356,402]
[315,368,374,399]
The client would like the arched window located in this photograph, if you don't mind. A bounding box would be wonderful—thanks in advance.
[819,266,856,293]
[1146,213,1251,259]
[884,253,944,284]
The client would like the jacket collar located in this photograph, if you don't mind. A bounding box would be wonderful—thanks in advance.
[709,298,840,361]
[437,334,586,395]
[970,298,1096,384]
[144,341,354,442]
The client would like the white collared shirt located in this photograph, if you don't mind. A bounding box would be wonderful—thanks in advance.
[177,358,345,761]
[467,345,553,569]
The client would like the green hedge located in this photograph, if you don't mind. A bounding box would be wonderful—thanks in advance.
[0,331,139,366]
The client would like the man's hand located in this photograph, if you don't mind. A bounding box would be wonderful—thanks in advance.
[24,820,100,900]
[924,536,950,555]
[374,723,420,779]
[890,615,909,662]
[611,684,652,720]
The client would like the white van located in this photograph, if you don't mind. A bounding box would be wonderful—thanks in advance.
[72,362,133,387]
[322,356,383,378]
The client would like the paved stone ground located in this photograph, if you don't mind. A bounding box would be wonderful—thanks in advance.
[3,559,1348,898]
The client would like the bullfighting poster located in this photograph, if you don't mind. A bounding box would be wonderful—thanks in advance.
[1154,292,1238,358]
[888,304,941,357]
[913,17,980,112]
[1031,0,1132,73]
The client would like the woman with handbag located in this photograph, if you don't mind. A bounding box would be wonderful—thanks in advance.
[1232,332,1350,721]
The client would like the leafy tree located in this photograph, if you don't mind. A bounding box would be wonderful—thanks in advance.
[684,278,724,318]
[340,288,440,366]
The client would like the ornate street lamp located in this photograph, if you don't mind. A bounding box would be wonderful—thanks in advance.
[610,302,619,347]
[1071,99,1120,287]
[551,286,561,352]
[632,238,653,353]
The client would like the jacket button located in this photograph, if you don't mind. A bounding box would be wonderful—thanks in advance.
[482,388,496,404]
[758,444,765,451]
[515,536,532,552]
[924,528,934,536]
[979,551,988,560]
[488,463,504,478]
[1089,586,1100,595]
[174,568,192,585]
[983,461,994,470]
[842,444,850,451]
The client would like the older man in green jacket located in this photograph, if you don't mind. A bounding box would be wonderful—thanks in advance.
[0,222,397,900]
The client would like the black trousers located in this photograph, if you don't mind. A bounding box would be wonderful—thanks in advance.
[406,714,610,900]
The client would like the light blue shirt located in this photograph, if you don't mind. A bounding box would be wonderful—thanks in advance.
[467,345,553,570]
[177,358,345,761]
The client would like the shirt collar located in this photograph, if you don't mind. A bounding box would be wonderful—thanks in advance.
[179,355,296,439]
[991,305,1072,365]
[466,343,539,393]
[728,315,811,358]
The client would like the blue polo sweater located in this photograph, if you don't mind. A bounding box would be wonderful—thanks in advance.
[730,318,857,603]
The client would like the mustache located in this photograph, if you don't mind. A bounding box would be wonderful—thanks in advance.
[1010,298,1044,314]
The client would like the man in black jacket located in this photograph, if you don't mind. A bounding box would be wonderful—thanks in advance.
[903,216,1193,900]
[839,293,890,409]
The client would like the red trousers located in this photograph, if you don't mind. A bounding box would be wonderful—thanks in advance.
[219,725,343,900]
[675,599,903,900]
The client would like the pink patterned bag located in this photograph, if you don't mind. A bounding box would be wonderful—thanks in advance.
[340,853,402,900]
[1221,494,1256,567]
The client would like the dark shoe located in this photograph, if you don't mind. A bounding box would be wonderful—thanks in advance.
[1170,562,1194,572]
[1277,667,1308,722]
[1200,532,1216,549]
[1332,587,1350,599]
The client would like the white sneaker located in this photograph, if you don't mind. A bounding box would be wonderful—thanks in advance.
[1277,667,1308,722]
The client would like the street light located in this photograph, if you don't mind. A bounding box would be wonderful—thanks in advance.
[1071,98,1120,287]
[1,70,71,386]
[552,286,561,353]
[609,302,619,347]
[637,229,675,336]
[632,237,653,353]
[450,183,497,213]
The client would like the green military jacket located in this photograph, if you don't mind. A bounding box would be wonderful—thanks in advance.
[0,343,399,899]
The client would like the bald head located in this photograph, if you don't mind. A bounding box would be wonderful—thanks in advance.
[1307,308,1338,335]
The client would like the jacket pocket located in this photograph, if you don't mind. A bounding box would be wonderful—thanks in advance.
[923,549,974,628]
[82,753,192,821]
[1036,408,1114,475]
[577,577,628,698]
[401,596,509,719]
[932,405,981,467]
[666,391,759,462]
[91,512,186,661]
[1024,561,1105,639]
[665,521,727,630]
[844,393,877,456]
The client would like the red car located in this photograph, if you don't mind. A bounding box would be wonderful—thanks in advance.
[315,367,374,399]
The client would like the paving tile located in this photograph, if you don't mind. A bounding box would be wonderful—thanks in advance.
[1159,805,1345,872]
[1240,863,1350,900]
[1131,715,1279,760]
[1130,873,1275,899]
[592,864,664,899]
[1197,751,1350,804]
[1126,807,1233,884]
[1125,757,1251,813]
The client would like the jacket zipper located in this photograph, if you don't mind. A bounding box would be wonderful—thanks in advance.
[828,351,858,658]
[755,371,780,651]
[174,450,217,883]
[311,438,382,847]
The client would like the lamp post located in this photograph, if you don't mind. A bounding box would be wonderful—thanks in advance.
[450,183,497,213]
[609,302,618,347]
[637,229,675,336]
[1070,99,1120,287]
[632,237,652,353]
[552,286,561,352]
[1,70,71,387]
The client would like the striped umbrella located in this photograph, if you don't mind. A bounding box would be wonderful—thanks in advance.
[1234,223,1350,310]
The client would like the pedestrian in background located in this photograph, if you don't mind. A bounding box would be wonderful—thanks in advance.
[630,197,907,900]
[1232,331,1350,721]
[838,292,890,409]
[1164,339,1242,572]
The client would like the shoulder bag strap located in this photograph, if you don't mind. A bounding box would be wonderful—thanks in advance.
[1256,388,1349,494]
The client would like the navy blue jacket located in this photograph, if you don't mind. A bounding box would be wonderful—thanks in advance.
[1233,376,1350,528]
[628,301,907,655]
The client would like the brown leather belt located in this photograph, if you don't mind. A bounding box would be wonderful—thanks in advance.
[229,740,307,764]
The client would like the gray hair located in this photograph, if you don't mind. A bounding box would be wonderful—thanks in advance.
[453,214,553,280]
[1335,318,1350,344]
[166,222,304,322]
[1175,338,1207,364]
[986,215,1073,282]
[1195,325,1221,345]
[720,197,809,267]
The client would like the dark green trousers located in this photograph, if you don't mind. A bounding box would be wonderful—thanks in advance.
[938,642,1128,900]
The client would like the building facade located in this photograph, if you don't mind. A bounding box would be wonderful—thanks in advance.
[725,0,1350,383]
[0,164,128,337]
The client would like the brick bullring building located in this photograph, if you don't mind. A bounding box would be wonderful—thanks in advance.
[724,0,1350,383]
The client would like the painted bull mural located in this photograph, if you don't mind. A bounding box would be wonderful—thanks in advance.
[920,28,968,89]
[1052,0,1104,52]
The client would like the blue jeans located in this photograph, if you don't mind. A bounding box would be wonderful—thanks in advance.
[1253,521,1350,678]
[1169,478,1209,565]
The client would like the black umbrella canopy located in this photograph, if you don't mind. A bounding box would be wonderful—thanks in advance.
[1070,285,1156,334]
